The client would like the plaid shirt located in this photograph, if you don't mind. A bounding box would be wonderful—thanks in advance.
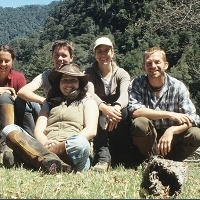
[128,73,200,129]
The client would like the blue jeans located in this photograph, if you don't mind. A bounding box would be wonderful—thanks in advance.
[14,96,41,136]
[0,92,14,105]
[2,124,90,171]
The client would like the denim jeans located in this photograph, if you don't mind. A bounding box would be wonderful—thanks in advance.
[14,97,41,136]
[2,124,90,171]
[66,134,90,171]
[0,92,14,105]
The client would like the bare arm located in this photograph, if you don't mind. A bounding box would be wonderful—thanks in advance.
[34,106,49,144]
[132,107,192,126]
[17,81,46,104]
[158,123,192,156]
[79,98,99,140]
[88,81,122,131]
[134,107,193,156]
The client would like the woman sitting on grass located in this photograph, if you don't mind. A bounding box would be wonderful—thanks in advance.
[2,63,99,174]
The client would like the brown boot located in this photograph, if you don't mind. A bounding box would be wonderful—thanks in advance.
[93,161,109,172]
[0,104,15,127]
[0,104,15,167]
[6,130,72,174]
[1,143,14,168]
[48,141,74,167]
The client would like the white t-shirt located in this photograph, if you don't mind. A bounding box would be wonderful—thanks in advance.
[101,76,111,96]
[32,68,54,97]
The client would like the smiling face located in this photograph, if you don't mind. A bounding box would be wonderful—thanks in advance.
[59,74,79,97]
[0,51,13,80]
[94,44,114,66]
[52,46,74,70]
[143,51,168,79]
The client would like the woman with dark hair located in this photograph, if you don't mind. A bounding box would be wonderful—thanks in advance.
[1,63,99,174]
[0,45,40,168]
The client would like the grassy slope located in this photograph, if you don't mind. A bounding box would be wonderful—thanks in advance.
[0,162,200,198]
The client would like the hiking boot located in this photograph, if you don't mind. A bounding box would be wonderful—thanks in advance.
[61,162,73,173]
[6,130,72,174]
[41,159,62,174]
[0,142,15,168]
[3,151,14,168]
[93,162,109,172]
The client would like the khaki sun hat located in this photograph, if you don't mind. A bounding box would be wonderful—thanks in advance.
[48,63,89,88]
[93,37,113,50]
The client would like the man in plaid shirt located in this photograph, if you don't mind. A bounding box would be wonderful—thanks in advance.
[128,46,200,162]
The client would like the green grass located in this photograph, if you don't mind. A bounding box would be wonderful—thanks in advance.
[0,162,200,199]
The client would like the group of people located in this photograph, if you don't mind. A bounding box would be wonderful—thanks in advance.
[0,36,200,174]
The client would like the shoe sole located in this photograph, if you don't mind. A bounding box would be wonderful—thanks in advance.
[93,167,108,172]
[41,159,62,174]
[61,164,73,173]
[184,151,200,163]
[93,165,109,172]
[3,151,15,168]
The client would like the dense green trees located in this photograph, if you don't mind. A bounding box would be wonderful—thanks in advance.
[1,0,200,113]
[0,1,59,44]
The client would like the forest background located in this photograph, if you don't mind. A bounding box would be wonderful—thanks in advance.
[1,0,200,114]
